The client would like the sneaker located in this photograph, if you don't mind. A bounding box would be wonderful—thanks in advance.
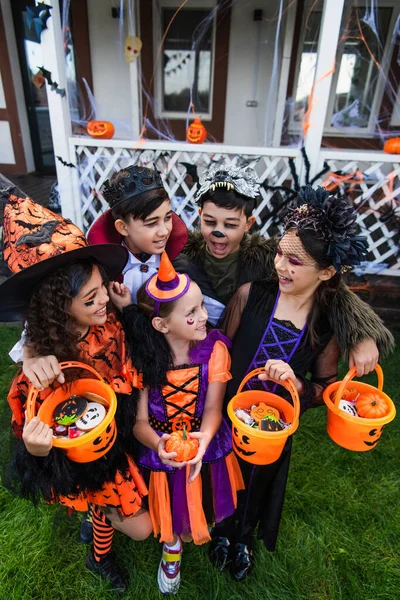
[86,552,128,595]
[209,536,232,571]
[80,509,93,544]
[157,538,182,595]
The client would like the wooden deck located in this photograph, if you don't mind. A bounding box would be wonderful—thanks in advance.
[5,172,57,207]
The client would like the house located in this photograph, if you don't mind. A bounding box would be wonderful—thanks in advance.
[1,0,400,279]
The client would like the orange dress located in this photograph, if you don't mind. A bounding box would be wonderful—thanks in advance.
[8,312,147,518]
[136,331,244,544]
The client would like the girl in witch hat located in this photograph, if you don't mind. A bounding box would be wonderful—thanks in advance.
[0,190,152,594]
[112,251,244,595]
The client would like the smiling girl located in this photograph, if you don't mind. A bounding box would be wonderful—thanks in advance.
[114,252,244,595]
[1,192,152,594]
[210,186,392,581]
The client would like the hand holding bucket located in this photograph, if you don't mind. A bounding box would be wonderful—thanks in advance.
[323,364,396,451]
[26,361,117,463]
[227,368,300,465]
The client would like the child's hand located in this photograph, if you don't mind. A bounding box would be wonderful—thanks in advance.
[108,281,133,311]
[23,355,65,391]
[157,434,187,469]
[259,359,303,393]
[22,413,53,457]
[349,338,379,377]
[186,431,210,483]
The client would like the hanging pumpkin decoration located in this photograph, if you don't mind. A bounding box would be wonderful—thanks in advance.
[87,120,115,140]
[383,138,400,154]
[165,424,199,462]
[186,118,207,144]
[356,393,389,419]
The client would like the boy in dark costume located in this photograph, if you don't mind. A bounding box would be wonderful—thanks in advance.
[174,164,394,373]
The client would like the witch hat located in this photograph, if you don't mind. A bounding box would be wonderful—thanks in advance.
[0,192,128,321]
[145,251,190,315]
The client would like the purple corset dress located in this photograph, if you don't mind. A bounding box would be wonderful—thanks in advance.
[136,331,238,532]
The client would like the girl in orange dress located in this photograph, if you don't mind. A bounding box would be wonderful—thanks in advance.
[116,251,244,595]
[1,192,152,594]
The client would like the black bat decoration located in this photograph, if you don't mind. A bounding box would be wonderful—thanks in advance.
[180,162,199,184]
[56,156,76,168]
[37,66,66,97]
[16,220,60,247]
[26,3,52,40]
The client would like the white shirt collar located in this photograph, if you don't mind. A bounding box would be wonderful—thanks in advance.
[122,242,160,272]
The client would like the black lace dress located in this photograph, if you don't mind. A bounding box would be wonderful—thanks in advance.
[219,278,340,551]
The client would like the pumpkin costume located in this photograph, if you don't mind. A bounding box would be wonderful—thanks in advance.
[136,329,244,545]
[1,191,145,505]
[7,312,147,518]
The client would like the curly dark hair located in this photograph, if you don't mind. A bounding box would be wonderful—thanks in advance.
[25,260,107,361]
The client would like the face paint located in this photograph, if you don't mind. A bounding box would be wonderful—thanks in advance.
[211,230,226,238]
[186,318,194,325]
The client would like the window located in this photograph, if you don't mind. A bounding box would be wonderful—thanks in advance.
[154,1,216,119]
[290,2,398,137]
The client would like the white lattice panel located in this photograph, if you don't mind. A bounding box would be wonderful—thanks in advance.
[315,153,400,276]
[70,140,400,276]
[72,142,300,236]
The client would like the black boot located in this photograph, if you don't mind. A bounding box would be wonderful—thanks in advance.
[86,552,128,595]
[209,536,232,571]
[80,508,93,544]
[232,543,252,582]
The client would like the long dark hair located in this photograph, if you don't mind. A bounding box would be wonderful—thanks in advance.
[25,260,107,361]
[296,229,342,348]
[121,284,176,388]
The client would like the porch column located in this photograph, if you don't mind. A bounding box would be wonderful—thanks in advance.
[128,0,141,139]
[38,0,81,227]
[303,0,345,179]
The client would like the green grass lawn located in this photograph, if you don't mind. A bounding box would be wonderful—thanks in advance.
[0,325,399,600]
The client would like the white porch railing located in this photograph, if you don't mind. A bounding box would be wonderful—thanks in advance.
[69,138,400,277]
[314,150,400,277]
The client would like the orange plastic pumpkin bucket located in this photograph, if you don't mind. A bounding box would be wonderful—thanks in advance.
[227,368,300,465]
[26,361,117,463]
[323,365,396,452]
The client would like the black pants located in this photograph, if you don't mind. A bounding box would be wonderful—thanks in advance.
[212,437,292,551]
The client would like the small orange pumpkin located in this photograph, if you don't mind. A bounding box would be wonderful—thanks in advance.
[250,402,280,423]
[165,425,199,462]
[383,138,400,154]
[87,120,115,140]
[356,393,389,419]
[186,118,207,144]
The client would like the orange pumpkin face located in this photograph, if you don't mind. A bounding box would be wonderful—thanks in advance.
[356,393,389,419]
[364,426,384,448]
[383,138,400,154]
[87,120,115,140]
[232,426,257,459]
[165,426,199,462]
[186,118,207,144]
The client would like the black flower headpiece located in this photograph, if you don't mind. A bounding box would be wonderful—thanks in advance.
[283,185,368,273]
